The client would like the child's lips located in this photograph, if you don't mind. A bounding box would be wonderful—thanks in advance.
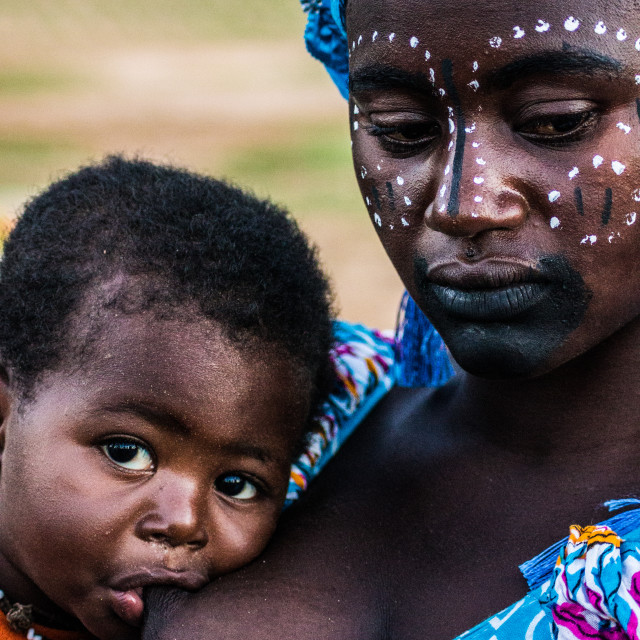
[111,588,144,627]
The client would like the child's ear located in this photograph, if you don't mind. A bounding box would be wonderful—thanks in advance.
[0,366,13,459]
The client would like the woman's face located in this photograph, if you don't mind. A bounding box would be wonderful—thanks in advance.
[348,0,640,377]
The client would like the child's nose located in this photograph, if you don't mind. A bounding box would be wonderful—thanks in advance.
[136,474,209,550]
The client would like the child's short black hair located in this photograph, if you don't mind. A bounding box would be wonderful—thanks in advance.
[0,156,335,408]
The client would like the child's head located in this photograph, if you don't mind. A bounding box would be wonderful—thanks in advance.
[345,0,640,378]
[0,156,334,638]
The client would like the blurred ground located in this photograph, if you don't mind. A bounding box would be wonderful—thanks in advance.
[0,1,403,329]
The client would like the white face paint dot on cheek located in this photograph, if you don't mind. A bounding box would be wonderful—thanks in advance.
[568,167,579,180]
[468,80,480,91]
[632,189,640,201]
[617,122,631,134]
[536,20,550,32]
[472,142,480,148]
[472,61,479,72]
[635,75,640,85]
[617,29,628,41]
[564,16,580,31]
[548,190,561,202]
[440,184,447,198]
[444,165,451,176]
[448,140,454,151]
[449,118,455,133]
[474,176,484,184]
[489,36,502,48]
[353,121,359,131]
[389,33,395,42]
[358,35,363,45]
[401,217,409,226]
[353,105,359,115]
[474,196,483,203]
[372,31,378,41]
[410,36,419,48]
[513,26,525,38]
[626,212,637,225]
[612,161,626,175]
[636,38,640,51]
[580,235,597,245]
[425,50,431,61]
[374,213,382,227]
[397,176,404,185]
[360,166,367,178]
[476,158,486,165]
[594,21,607,34]
[593,155,604,168]
[550,216,561,229]
[365,197,371,206]
[404,196,412,206]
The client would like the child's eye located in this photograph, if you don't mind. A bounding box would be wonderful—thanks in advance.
[101,438,154,472]
[214,474,259,500]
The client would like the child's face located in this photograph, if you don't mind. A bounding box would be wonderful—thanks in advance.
[349,0,640,376]
[0,313,310,639]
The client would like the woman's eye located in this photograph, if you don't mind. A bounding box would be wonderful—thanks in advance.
[518,110,597,143]
[367,120,441,152]
[214,474,258,500]
[101,439,154,471]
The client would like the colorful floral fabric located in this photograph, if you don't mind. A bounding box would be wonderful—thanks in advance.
[458,503,640,640]
[285,320,396,506]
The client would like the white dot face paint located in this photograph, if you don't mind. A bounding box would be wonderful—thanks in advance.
[626,212,637,225]
[472,141,480,148]
[580,234,597,245]
[429,68,436,84]
[593,155,604,168]
[513,26,525,39]
[568,167,579,180]
[389,33,395,42]
[404,196,412,206]
[474,195,483,203]
[374,213,382,227]
[372,31,378,42]
[365,197,371,206]
[594,21,607,34]
[358,35,363,45]
[472,61,479,72]
[550,216,561,229]
[397,176,405,185]
[444,165,451,176]
[476,158,486,165]
[438,203,446,213]
[612,161,626,175]
[410,36,419,48]
[439,88,446,97]
[468,80,480,91]
[617,122,631,134]
[632,189,640,201]
[489,36,502,48]
[425,50,431,61]
[548,190,561,202]
[536,19,551,32]
[617,29,628,41]
[440,184,447,198]
[564,16,580,31]
[352,41,356,51]
[636,37,640,51]
[353,105,359,115]
[377,165,381,171]
[474,176,485,184]
[360,166,367,178]
[401,217,409,226]
[353,121,359,131]
[448,140,454,151]
[465,123,477,133]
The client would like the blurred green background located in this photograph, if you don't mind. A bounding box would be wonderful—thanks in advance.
[0,0,403,327]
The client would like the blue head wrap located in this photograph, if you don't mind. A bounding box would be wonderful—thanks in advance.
[299,0,454,388]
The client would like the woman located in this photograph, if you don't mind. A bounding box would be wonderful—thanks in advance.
[143,0,640,638]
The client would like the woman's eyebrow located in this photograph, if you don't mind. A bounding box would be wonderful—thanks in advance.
[350,64,441,97]
[484,49,622,91]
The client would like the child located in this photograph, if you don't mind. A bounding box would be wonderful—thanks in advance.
[0,156,394,640]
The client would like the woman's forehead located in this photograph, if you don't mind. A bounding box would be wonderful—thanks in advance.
[347,0,639,47]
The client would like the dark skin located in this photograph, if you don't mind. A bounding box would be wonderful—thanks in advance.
[143,0,640,638]
[0,312,310,639]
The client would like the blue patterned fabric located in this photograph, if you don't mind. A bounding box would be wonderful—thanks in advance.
[300,0,349,99]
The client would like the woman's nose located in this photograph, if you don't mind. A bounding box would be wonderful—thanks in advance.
[425,140,529,238]
[136,474,209,549]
